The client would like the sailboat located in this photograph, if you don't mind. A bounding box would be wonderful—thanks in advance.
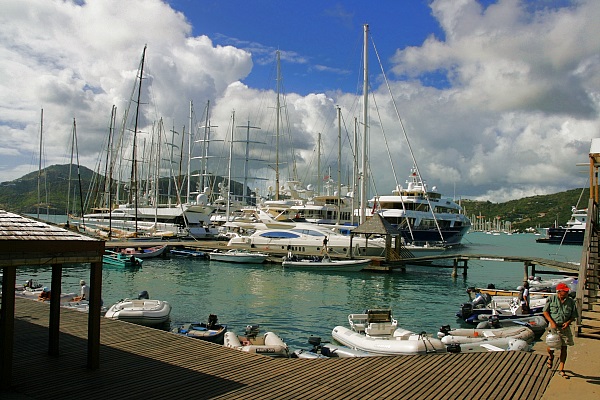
[357,25,471,247]
[76,46,215,239]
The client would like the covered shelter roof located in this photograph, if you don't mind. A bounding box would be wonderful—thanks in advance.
[0,210,105,388]
[351,213,400,236]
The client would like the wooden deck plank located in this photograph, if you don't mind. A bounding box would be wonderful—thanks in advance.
[3,298,554,400]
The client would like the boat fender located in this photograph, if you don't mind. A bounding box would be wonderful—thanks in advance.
[507,339,529,352]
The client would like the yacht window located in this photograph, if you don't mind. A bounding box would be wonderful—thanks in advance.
[259,231,300,239]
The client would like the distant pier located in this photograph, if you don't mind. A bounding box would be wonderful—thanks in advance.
[105,240,579,279]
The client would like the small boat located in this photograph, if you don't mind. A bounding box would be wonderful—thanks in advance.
[171,314,228,345]
[209,249,270,264]
[104,291,171,328]
[292,336,375,359]
[437,325,535,351]
[331,309,447,356]
[119,245,168,259]
[475,314,548,338]
[61,300,108,316]
[536,206,586,245]
[223,325,289,357]
[103,250,143,267]
[170,248,208,258]
[437,324,534,352]
[282,254,370,272]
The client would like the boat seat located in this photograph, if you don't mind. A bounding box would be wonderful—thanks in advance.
[366,309,392,323]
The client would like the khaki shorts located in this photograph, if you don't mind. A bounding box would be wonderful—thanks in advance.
[556,326,575,346]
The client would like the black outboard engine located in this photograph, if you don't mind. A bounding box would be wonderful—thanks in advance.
[207,314,218,329]
[447,343,461,353]
[138,290,149,300]
[308,336,322,349]
[439,325,451,336]
[487,283,496,289]
[458,302,474,319]
[245,325,260,339]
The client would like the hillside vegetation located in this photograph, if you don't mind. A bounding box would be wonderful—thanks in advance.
[0,164,590,230]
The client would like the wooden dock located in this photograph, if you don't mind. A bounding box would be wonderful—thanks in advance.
[1,298,554,399]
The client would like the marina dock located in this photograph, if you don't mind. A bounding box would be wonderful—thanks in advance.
[1,298,559,399]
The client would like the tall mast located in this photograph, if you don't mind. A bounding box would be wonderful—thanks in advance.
[37,108,43,219]
[317,132,321,195]
[131,44,147,233]
[360,24,369,224]
[187,100,193,203]
[227,111,235,221]
[337,106,342,224]
[275,50,281,200]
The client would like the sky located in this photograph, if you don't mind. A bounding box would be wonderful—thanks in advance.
[1,0,599,204]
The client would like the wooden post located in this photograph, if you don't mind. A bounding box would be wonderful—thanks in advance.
[0,266,16,388]
[531,263,536,278]
[462,259,468,276]
[452,258,458,278]
[49,264,63,356]
[88,260,103,370]
[523,262,529,282]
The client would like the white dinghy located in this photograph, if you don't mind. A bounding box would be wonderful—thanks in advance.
[224,325,289,357]
[105,291,171,328]
[437,324,534,353]
[331,309,446,356]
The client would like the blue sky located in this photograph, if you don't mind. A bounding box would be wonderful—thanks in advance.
[1,0,599,204]
[167,1,447,94]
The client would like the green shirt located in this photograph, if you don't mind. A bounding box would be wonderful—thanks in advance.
[543,295,578,325]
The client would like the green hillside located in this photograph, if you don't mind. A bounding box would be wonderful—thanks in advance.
[462,188,589,231]
[0,164,251,215]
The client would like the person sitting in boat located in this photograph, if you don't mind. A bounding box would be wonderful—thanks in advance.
[38,287,51,302]
[73,280,90,301]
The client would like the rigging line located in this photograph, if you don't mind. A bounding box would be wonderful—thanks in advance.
[371,35,445,242]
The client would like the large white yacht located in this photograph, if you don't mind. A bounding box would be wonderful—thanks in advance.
[367,169,471,246]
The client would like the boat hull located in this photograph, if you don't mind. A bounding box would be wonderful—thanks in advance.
[105,299,171,327]
[282,258,370,272]
[223,331,289,357]
[331,326,446,355]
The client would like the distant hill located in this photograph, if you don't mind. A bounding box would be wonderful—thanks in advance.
[462,188,589,231]
[0,164,589,229]
[0,164,252,215]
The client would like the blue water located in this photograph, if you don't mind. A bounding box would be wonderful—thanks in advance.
[16,232,582,350]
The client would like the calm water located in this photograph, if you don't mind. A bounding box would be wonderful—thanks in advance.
[16,231,582,350]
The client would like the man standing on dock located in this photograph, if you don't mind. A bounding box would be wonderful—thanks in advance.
[543,282,577,379]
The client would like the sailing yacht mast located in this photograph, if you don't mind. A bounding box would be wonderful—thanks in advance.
[360,24,369,224]
[275,50,281,200]
[337,106,342,225]
[37,108,43,219]
[130,44,147,233]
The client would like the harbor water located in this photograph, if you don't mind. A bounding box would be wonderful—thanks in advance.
[15,231,582,351]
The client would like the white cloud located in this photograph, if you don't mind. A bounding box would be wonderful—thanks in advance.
[1,0,599,205]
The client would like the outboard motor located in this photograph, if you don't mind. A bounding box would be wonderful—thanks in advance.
[308,336,322,349]
[545,330,562,350]
[446,343,461,353]
[458,302,474,319]
[487,283,496,289]
[471,293,491,308]
[138,290,149,300]
[245,325,260,339]
[438,325,451,338]
[207,314,218,329]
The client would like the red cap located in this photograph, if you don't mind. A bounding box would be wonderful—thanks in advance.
[556,283,570,292]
